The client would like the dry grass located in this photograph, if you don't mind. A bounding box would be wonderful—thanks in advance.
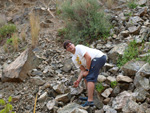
[0,14,7,28]
[12,33,19,51]
[20,26,26,42]
[29,12,40,48]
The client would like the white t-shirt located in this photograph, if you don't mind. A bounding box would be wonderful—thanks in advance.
[72,45,105,68]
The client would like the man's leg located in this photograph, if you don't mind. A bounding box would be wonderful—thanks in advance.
[87,81,95,101]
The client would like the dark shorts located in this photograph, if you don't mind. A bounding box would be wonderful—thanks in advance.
[85,55,106,82]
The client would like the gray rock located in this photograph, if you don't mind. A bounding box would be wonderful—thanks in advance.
[122,60,146,76]
[134,66,150,90]
[137,0,147,5]
[128,26,141,35]
[38,92,48,102]
[112,91,133,110]
[139,63,150,77]
[62,59,73,72]
[101,88,113,98]
[108,43,128,64]
[30,76,45,86]
[46,99,56,110]
[97,75,107,82]
[57,103,81,113]
[129,16,143,24]
[53,83,67,94]
[122,99,139,113]
[103,105,117,113]
[55,93,71,103]
[116,74,133,83]
[108,67,119,74]
[133,88,149,102]
[2,48,40,82]
[120,30,129,37]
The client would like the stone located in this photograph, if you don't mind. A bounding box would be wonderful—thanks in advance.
[122,99,139,113]
[53,83,67,94]
[137,0,147,5]
[108,67,119,74]
[47,99,56,110]
[97,75,107,82]
[139,63,150,77]
[122,60,146,76]
[57,103,81,113]
[107,76,116,82]
[55,93,71,103]
[112,91,133,110]
[103,105,117,113]
[128,26,141,35]
[62,59,73,73]
[30,76,45,86]
[38,92,48,102]
[2,48,40,82]
[116,74,133,83]
[101,88,113,98]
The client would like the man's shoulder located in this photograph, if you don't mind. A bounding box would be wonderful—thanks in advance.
[76,44,86,49]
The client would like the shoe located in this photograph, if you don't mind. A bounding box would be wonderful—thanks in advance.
[81,101,94,107]
[79,96,88,101]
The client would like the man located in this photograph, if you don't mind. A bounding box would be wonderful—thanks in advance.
[63,40,106,107]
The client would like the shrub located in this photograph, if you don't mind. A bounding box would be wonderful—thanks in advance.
[96,82,104,93]
[117,40,139,67]
[60,0,112,44]
[0,96,15,113]
[110,81,117,88]
[0,24,17,41]
[127,0,137,9]
[30,12,40,48]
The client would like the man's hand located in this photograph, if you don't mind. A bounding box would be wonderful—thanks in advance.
[73,80,79,88]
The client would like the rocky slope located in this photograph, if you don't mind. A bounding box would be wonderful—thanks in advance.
[0,0,150,113]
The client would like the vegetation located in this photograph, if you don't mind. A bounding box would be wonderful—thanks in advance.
[110,81,117,88]
[117,40,139,67]
[29,12,40,48]
[117,40,150,67]
[96,82,104,93]
[60,0,112,44]
[0,24,17,41]
[127,0,138,9]
[12,33,19,51]
[0,96,14,113]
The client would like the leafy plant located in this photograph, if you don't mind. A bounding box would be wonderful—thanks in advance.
[57,28,67,36]
[0,24,17,41]
[117,40,139,67]
[127,0,138,9]
[96,82,104,93]
[0,96,15,113]
[60,0,112,44]
[110,81,117,88]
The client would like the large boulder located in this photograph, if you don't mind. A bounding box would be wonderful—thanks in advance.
[122,60,146,76]
[2,48,40,82]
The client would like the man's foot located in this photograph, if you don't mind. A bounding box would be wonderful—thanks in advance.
[79,97,88,101]
[81,101,94,107]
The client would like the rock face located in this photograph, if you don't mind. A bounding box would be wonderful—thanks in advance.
[2,48,40,82]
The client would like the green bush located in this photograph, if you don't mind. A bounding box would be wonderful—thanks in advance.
[127,0,138,9]
[110,81,117,88]
[0,24,17,41]
[60,0,112,44]
[0,96,15,113]
[96,82,104,93]
[117,40,139,67]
